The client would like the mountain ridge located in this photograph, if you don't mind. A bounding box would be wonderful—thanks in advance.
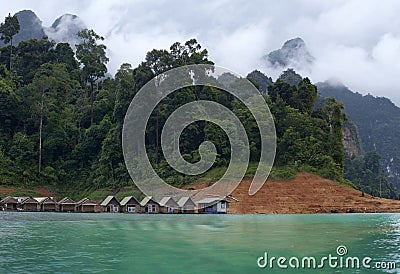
[0,10,85,48]
[265,37,314,70]
[0,10,45,47]
[317,81,400,191]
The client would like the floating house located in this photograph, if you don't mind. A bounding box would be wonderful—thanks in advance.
[178,197,196,213]
[58,197,76,212]
[197,197,229,214]
[1,196,18,211]
[159,197,179,213]
[100,196,120,213]
[120,196,141,213]
[0,192,234,214]
[17,197,39,212]
[75,198,98,213]
[35,197,57,212]
[140,196,160,213]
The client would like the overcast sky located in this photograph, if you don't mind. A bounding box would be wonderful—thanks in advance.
[1,0,400,105]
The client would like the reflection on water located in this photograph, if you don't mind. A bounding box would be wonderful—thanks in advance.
[0,213,398,273]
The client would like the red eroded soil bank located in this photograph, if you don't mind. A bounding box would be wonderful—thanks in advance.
[227,173,400,214]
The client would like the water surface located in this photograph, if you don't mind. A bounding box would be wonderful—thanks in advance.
[0,213,398,273]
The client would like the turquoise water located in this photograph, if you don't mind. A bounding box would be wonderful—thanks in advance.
[0,213,399,273]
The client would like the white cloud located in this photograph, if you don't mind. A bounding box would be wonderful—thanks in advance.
[1,0,400,105]
[208,21,271,75]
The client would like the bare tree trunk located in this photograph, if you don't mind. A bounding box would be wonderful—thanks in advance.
[9,37,12,72]
[90,82,94,126]
[77,120,81,144]
[110,160,115,185]
[38,88,44,177]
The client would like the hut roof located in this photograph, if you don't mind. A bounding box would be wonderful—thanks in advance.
[140,196,158,206]
[0,196,18,204]
[34,197,56,204]
[159,197,179,207]
[15,197,28,203]
[120,196,140,206]
[18,197,38,204]
[58,197,76,204]
[76,198,97,206]
[100,195,119,206]
[177,197,195,207]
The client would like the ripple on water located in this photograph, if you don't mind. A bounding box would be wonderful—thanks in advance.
[0,212,399,273]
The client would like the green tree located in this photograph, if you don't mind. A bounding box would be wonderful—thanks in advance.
[247,70,273,94]
[76,29,109,126]
[170,39,212,66]
[364,151,381,175]
[321,97,345,171]
[25,63,72,178]
[0,64,19,140]
[268,79,297,106]
[278,68,302,86]
[0,147,16,185]
[113,63,135,122]
[0,13,20,71]
[14,37,56,85]
[54,43,79,74]
[345,152,398,198]
[8,132,36,187]
[295,77,317,114]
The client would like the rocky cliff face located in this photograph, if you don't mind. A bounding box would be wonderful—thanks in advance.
[317,81,400,191]
[342,120,363,158]
[0,10,46,47]
[0,10,85,48]
[265,38,314,70]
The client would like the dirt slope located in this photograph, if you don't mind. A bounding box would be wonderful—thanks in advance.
[0,186,54,198]
[227,173,400,214]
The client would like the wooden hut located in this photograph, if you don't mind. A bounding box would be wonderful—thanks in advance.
[58,197,76,212]
[75,198,98,213]
[35,197,57,212]
[100,196,120,213]
[159,197,179,213]
[17,197,39,212]
[197,197,229,214]
[177,197,196,213]
[140,196,160,213]
[120,196,141,213]
[1,196,18,211]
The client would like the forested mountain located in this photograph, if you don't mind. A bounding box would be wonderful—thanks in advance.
[0,10,84,48]
[247,70,273,94]
[318,82,400,195]
[0,11,350,198]
[0,11,397,200]
[247,68,399,199]
[259,37,399,198]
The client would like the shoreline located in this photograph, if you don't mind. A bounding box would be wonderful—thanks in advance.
[2,172,400,215]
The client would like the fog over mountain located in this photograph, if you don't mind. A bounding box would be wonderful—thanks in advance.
[45,14,86,48]
[1,0,399,105]
[0,10,85,49]
[265,37,314,71]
